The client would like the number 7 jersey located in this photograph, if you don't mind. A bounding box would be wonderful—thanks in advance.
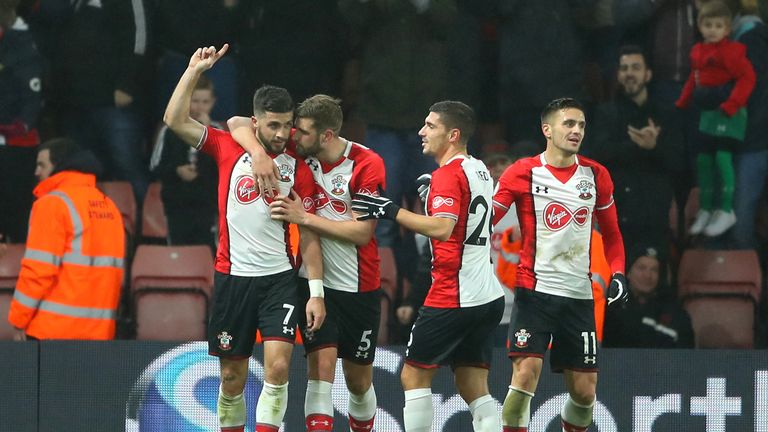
[425,155,504,308]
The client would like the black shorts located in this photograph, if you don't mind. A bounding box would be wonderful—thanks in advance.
[297,279,381,365]
[508,289,598,373]
[208,269,299,359]
[405,297,504,369]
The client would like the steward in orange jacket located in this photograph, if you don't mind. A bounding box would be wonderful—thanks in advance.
[497,227,610,341]
[8,138,124,340]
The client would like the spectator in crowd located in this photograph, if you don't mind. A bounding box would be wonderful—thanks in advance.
[338,0,455,277]
[603,245,694,348]
[0,0,42,243]
[150,74,218,251]
[586,45,685,254]
[151,0,239,122]
[8,138,125,340]
[50,0,151,202]
[677,0,756,237]
[730,0,768,249]
[638,0,700,238]
[238,0,350,114]
[496,0,592,145]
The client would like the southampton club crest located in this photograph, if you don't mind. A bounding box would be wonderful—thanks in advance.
[514,329,531,348]
[330,174,347,195]
[576,180,594,200]
[278,163,294,182]
[217,332,233,351]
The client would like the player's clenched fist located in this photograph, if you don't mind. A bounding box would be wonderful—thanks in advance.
[607,273,629,309]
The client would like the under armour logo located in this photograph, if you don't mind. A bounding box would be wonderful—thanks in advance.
[584,355,596,364]
[308,159,319,171]
[373,208,385,217]
[310,420,330,426]
[242,155,251,166]
[355,351,369,359]
[535,185,549,194]
[283,326,295,335]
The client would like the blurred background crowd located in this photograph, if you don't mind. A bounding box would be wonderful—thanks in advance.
[1,0,767,348]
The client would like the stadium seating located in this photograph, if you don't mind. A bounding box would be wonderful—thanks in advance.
[141,182,168,242]
[130,245,213,340]
[678,249,762,348]
[98,181,136,235]
[0,244,25,340]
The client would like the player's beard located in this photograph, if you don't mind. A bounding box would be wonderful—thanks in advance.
[258,129,286,154]
[296,136,321,158]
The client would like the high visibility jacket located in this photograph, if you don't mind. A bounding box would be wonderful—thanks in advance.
[497,228,610,341]
[8,171,125,339]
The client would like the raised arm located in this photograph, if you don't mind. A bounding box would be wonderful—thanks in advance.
[163,44,229,147]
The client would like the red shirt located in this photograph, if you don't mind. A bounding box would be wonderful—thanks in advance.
[676,38,756,116]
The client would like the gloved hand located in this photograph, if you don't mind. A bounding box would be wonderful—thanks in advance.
[416,173,431,202]
[351,193,401,221]
[607,273,629,309]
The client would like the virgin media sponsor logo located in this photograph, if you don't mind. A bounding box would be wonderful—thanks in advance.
[235,176,259,204]
[543,202,589,231]
[314,188,348,214]
[432,196,455,209]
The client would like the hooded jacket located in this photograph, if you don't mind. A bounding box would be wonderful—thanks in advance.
[8,160,124,339]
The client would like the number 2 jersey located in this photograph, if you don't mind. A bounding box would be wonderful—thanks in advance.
[492,153,625,300]
[200,126,316,277]
[425,155,504,309]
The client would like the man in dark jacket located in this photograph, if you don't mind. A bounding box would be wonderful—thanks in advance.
[603,245,694,348]
[586,45,685,254]
[0,0,42,243]
[731,10,768,249]
[50,0,150,202]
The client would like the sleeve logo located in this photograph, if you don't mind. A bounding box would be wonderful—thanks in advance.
[432,196,454,209]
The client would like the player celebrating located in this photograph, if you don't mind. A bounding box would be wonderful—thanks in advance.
[491,98,627,432]
[230,95,385,432]
[352,101,504,432]
[164,44,326,432]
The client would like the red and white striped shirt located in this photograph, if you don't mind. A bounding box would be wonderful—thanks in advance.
[305,139,385,292]
[493,153,625,299]
[201,126,316,277]
[424,155,504,308]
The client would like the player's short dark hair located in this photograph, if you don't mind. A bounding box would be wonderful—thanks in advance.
[296,94,343,135]
[39,138,81,167]
[194,74,215,93]
[698,0,732,24]
[540,98,584,124]
[618,45,650,67]
[429,100,476,145]
[252,85,293,116]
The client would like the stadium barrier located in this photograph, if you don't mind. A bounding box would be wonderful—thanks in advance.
[0,342,766,431]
